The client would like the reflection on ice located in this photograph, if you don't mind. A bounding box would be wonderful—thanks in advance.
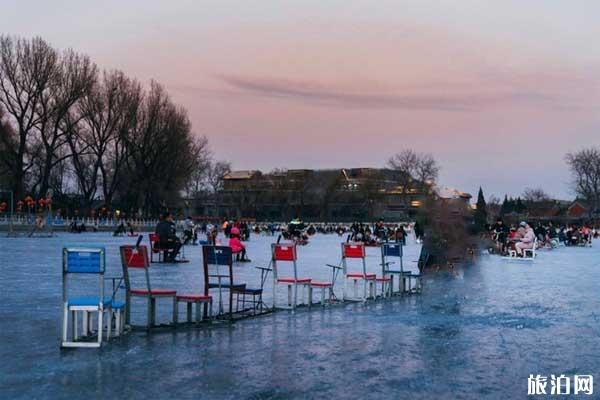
[1,233,599,399]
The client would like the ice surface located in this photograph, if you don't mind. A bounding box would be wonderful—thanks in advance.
[1,233,599,399]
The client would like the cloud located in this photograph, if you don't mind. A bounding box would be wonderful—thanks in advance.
[212,74,556,112]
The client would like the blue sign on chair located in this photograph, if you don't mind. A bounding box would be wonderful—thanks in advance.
[63,246,105,273]
[204,246,232,265]
[383,243,402,258]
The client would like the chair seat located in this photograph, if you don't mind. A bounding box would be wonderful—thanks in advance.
[111,300,126,309]
[68,297,112,307]
[346,273,376,280]
[375,276,392,282]
[130,288,177,296]
[277,277,312,284]
[311,281,333,287]
[176,294,212,302]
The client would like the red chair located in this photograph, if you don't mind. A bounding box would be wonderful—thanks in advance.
[342,242,376,302]
[272,243,310,310]
[120,245,177,329]
[148,233,167,263]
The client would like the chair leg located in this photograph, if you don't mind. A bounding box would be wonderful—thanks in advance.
[172,297,177,326]
[73,311,78,340]
[107,309,112,340]
[186,302,192,323]
[195,302,202,322]
[97,309,103,346]
[82,311,89,337]
[115,310,122,337]
[62,305,69,343]
[308,287,313,308]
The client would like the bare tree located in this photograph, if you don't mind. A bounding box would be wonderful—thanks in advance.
[522,187,550,203]
[205,160,231,194]
[566,148,600,215]
[387,149,440,207]
[35,49,97,197]
[68,70,142,207]
[185,135,211,197]
[0,36,58,199]
[414,153,440,186]
[205,160,231,215]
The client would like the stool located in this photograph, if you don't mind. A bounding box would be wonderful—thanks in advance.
[375,276,392,298]
[309,282,334,306]
[107,300,125,339]
[407,273,423,294]
[233,287,264,314]
[175,295,213,323]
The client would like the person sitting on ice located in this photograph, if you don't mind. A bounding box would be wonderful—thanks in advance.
[229,227,251,262]
[515,222,535,257]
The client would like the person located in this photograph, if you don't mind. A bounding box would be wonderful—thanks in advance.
[126,221,135,236]
[183,216,195,245]
[373,218,386,241]
[229,227,251,262]
[155,213,182,262]
[113,221,126,236]
[515,222,535,257]
[414,221,424,243]
[491,218,508,253]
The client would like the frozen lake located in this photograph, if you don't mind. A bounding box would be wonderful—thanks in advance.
[1,232,599,399]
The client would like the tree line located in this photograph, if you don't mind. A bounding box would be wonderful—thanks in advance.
[0,36,223,216]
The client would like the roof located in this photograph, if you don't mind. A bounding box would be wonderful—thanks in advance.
[223,170,259,180]
[435,186,472,200]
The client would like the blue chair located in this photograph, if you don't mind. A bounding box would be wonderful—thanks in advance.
[61,246,109,348]
[381,242,410,295]
[203,246,246,319]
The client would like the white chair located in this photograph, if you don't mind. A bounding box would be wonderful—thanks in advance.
[523,238,537,259]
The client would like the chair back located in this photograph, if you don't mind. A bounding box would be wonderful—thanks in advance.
[62,246,106,309]
[382,242,402,258]
[381,242,403,275]
[341,242,367,276]
[342,242,365,259]
[272,243,298,281]
[202,245,233,295]
[119,245,152,293]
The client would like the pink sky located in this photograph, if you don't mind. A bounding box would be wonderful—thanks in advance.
[3,0,600,199]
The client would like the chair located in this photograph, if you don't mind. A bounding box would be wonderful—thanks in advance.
[342,242,375,302]
[175,294,212,324]
[380,242,411,295]
[149,233,168,263]
[61,246,109,348]
[202,245,246,319]
[120,245,177,329]
[271,243,312,310]
[523,237,538,259]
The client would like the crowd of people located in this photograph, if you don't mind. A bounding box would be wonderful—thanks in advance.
[347,219,414,245]
[489,218,596,257]
[145,215,421,263]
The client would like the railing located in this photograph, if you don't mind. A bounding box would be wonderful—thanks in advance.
[0,215,159,227]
